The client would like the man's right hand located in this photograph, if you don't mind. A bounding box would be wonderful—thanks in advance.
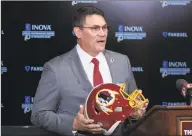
[72,105,103,134]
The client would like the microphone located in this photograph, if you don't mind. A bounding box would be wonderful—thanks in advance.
[176,79,192,105]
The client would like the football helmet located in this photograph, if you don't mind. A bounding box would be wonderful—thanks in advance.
[84,83,147,135]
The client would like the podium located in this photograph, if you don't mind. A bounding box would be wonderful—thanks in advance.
[125,105,192,136]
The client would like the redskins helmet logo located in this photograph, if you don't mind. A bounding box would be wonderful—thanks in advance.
[96,89,119,115]
[84,83,147,135]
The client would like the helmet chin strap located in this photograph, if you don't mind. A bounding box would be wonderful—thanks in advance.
[102,121,121,135]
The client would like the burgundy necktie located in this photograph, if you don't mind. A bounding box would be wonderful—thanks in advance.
[91,58,103,87]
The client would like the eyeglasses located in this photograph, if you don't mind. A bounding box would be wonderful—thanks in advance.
[78,25,110,34]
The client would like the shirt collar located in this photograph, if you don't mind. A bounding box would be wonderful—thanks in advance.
[76,44,105,65]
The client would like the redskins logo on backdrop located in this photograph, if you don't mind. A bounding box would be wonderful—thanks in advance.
[84,83,147,135]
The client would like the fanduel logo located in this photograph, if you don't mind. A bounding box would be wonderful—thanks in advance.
[160,1,191,8]
[163,32,188,38]
[25,66,43,72]
[22,23,55,41]
[132,67,144,72]
[162,101,186,106]
[115,25,146,42]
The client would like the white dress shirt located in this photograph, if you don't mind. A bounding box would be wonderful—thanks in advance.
[76,44,112,87]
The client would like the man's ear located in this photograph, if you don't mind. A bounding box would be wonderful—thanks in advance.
[73,27,82,39]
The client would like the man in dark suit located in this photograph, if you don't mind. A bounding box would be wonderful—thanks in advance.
[31,6,148,136]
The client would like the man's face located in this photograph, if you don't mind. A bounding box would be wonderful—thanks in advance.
[75,14,108,56]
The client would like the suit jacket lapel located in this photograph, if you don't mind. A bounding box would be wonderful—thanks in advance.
[68,47,92,92]
[103,50,119,84]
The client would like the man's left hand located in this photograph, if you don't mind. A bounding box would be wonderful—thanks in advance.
[130,96,149,118]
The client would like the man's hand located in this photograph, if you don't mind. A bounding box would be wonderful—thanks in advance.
[130,90,149,118]
[72,105,103,134]
[130,99,149,118]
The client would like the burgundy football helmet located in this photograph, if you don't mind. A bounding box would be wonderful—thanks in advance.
[84,83,147,135]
